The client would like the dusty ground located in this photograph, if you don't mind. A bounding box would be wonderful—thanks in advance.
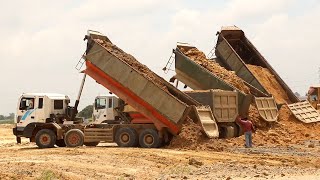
[1,125,320,180]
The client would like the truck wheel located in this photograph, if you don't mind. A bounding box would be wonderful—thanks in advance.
[139,129,161,148]
[35,129,56,148]
[55,139,66,147]
[84,142,100,146]
[115,127,138,147]
[64,129,84,147]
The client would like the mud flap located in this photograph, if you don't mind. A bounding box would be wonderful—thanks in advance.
[192,106,219,138]
[254,97,279,122]
[287,101,320,123]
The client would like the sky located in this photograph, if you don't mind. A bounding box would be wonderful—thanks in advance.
[1,0,320,115]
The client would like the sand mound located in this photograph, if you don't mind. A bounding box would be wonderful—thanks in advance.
[179,47,250,94]
[168,118,228,151]
[247,65,291,104]
[169,105,320,151]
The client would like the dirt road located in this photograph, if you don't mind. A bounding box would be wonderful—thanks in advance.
[1,125,320,180]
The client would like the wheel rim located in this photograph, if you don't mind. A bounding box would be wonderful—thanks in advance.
[39,134,51,145]
[120,133,130,143]
[68,133,80,145]
[144,134,154,145]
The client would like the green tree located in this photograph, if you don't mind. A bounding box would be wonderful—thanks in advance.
[77,105,93,119]
[0,115,4,120]
[8,113,14,119]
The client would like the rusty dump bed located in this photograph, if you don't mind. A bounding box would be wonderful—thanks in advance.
[174,46,252,116]
[215,26,299,103]
[83,31,219,137]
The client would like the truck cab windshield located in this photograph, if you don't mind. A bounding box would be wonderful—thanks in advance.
[19,98,35,110]
[95,98,106,109]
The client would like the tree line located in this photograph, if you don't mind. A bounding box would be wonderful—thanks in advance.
[0,113,14,120]
[0,105,92,121]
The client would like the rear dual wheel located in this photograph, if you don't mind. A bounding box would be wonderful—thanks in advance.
[115,127,138,147]
[64,129,84,147]
[35,129,56,148]
[139,129,161,148]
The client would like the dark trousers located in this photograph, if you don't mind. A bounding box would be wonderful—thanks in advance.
[245,131,252,148]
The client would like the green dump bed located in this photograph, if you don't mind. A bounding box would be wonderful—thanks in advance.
[215,26,299,103]
[174,47,252,116]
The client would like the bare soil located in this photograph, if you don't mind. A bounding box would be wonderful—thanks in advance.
[1,125,320,179]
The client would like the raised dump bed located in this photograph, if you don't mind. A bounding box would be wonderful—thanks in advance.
[215,26,299,104]
[174,44,253,117]
[174,43,278,122]
[83,31,219,137]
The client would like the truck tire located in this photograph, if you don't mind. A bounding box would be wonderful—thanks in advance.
[35,129,56,148]
[55,139,66,147]
[84,142,100,146]
[115,127,138,147]
[64,129,84,147]
[139,129,161,148]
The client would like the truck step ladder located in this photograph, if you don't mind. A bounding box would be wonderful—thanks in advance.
[84,128,114,142]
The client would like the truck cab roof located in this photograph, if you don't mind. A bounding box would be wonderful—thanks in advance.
[21,93,70,100]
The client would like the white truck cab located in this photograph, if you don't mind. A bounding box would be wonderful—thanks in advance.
[93,95,120,124]
[13,93,71,140]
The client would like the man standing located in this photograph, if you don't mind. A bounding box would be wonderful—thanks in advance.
[236,116,255,148]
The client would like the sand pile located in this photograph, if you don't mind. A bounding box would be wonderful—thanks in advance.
[168,118,228,151]
[169,105,320,151]
[232,105,320,146]
[179,47,250,94]
[95,39,169,91]
[247,65,291,104]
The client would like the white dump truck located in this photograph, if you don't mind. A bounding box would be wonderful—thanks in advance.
[13,93,83,147]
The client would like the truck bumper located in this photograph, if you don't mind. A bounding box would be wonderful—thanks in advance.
[12,127,24,137]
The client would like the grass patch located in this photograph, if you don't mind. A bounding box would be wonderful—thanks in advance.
[37,170,58,180]
[0,119,14,124]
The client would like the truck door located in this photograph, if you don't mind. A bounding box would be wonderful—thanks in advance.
[17,97,36,127]
[93,97,107,123]
[106,97,115,120]
[35,97,45,122]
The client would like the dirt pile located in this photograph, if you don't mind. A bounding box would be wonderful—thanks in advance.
[179,47,250,94]
[95,39,169,91]
[247,64,291,104]
[169,105,320,150]
[168,118,228,151]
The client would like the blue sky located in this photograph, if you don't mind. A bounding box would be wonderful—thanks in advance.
[1,0,320,115]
